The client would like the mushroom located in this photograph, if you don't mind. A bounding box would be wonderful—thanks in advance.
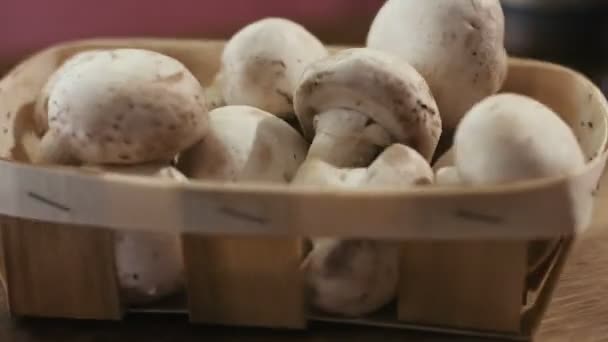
[454,93,585,185]
[294,48,442,168]
[454,93,585,274]
[91,164,187,305]
[32,49,209,305]
[367,0,508,129]
[178,105,308,183]
[295,144,434,317]
[214,18,328,118]
[33,48,209,165]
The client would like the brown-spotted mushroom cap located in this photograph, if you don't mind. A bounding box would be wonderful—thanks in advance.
[454,93,586,185]
[34,48,208,165]
[299,144,433,317]
[178,105,308,183]
[367,0,508,129]
[217,18,328,118]
[294,48,442,168]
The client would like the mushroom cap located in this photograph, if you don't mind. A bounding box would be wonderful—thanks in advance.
[365,144,434,186]
[45,48,208,165]
[294,48,442,161]
[108,164,186,305]
[454,93,586,185]
[34,50,105,136]
[303,239,400,317]
[178,105,308,183]
[367,0,508,129]
[292,159,368,188]
[219,18,328,118]
[115,230,184,305]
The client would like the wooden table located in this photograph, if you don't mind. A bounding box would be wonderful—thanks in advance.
[1,182,608,342]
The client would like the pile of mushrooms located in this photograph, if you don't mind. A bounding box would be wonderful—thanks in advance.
[29,0,590,317]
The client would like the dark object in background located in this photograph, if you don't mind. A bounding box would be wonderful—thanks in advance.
[502,0,608,93]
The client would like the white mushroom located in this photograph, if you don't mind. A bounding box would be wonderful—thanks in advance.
[294,48,442,167]
[33,48,209,165]
[215,18,328,118]
[295,144,433,317]
[367,0,508,129]
[92,164,187,305]
[31,49,208,305]
[454,93,585,274]
[454,93,585,185]
[80,164,187,305]
[178,105,308,183]
[302,239,400,318]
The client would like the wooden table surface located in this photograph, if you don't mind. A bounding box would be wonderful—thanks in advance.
[1,181,608,342]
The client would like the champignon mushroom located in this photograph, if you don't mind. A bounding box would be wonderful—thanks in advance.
[454,93,585,274]
[295,144,434,317]
[31,49,208,306]
[454,93,586,185]
[294,48,442,168]
[94,164,187,305]
[33,48,209,165]
[214,18,328,119]
[367,0,508,130]
[178,105,308,183]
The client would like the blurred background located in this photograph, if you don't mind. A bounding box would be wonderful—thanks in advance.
[1,0,608,93]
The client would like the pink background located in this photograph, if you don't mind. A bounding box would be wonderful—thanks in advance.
[1,0,384,67]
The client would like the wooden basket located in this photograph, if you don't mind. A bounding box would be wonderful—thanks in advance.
[0,38,607,340]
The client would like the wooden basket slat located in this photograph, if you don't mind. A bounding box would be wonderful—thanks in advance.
[0,216,123,319]
[183,235,306,329]
[398,241,528,333]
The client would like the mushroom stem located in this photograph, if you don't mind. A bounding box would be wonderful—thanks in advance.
[33,130,76,165]
[308,109,391,168]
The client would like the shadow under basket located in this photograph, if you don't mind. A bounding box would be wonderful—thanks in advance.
[0,38,607,341]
